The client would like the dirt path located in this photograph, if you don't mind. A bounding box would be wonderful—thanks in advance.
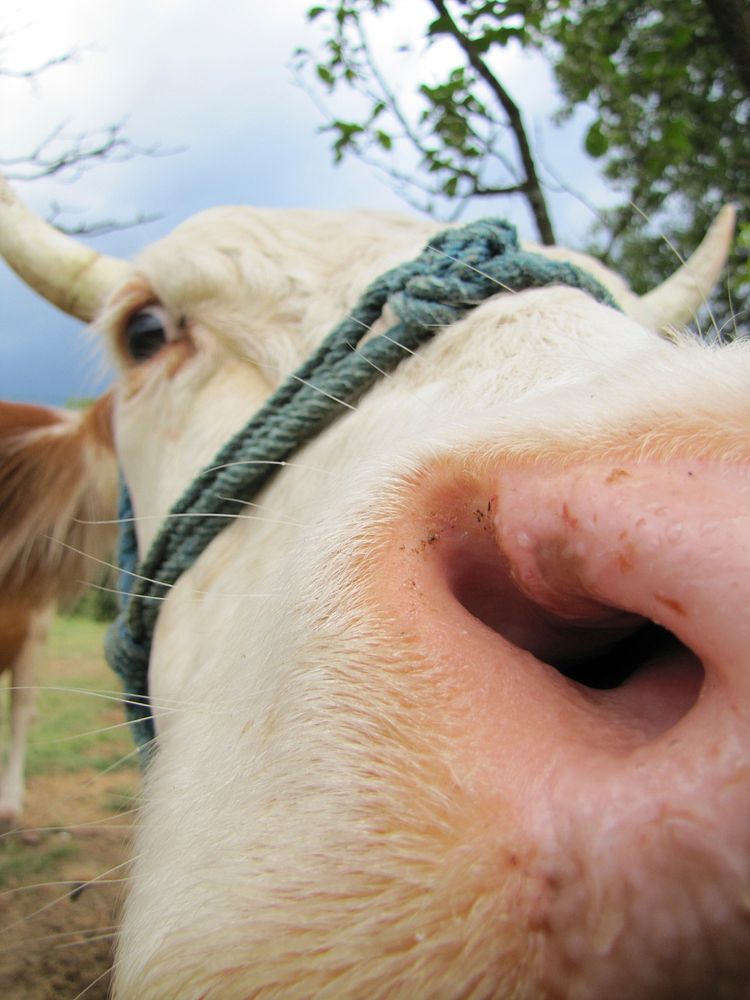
[0,618,140,999]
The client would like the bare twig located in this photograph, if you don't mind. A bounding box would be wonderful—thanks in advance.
[1,33,179,234]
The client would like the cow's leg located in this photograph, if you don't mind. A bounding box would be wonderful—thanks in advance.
[0,607,52,830]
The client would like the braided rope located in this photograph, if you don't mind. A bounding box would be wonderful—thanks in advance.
[106,217,619,755]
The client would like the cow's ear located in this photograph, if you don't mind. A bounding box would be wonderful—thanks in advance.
[0,395,119,605]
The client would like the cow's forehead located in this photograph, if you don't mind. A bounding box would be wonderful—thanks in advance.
[136,206,634,320]
[104,207,646,384]
[135,206,440,298]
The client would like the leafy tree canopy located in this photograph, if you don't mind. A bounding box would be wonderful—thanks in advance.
[298,0,748,334]
[531,0,748,311]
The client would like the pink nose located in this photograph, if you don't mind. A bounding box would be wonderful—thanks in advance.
[493,460,750,734]
[373,456,750,996]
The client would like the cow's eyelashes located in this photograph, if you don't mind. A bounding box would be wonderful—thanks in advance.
[124,305,181,363]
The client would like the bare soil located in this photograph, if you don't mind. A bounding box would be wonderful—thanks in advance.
[0,772,136,999]
[0,620,140,999]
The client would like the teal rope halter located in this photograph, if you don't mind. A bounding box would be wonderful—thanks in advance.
[106,217,619,755]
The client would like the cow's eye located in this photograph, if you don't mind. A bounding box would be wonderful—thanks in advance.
[124,306,180,363]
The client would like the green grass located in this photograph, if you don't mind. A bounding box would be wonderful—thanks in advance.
[25,616,138,776]
[42,615,106,658]
[0,614,139,890]
[102,785,140,814]
[0,836,78,884]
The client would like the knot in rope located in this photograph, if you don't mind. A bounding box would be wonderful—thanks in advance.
[106,216,619,757]
[389,219,616,331]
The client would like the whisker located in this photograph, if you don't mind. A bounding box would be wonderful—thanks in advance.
[0,813,140,846]
[55,930,118,951]
[170,511,305,526]
[84,738,156,784]
[344,337,392,379]
[379,332,430,361]
[180,586,280,600]
[213,500,306,527]
[26,925,120,945]
[345,313,445,358]
[426,244,519,295]
[76,511,308,528]
[0,855,139,934]
[341,335,436,413]
[212,496,274,512]
[629,201,723,338]
[201,457,339,477]
[29,713,174,746]
[347,314,375,331]
[8,683,234,715]
[0,827,137,850]
[716,307,747,341]
[66,506,305,608]
[71,962,116,1000]
[84,581,169,601]
[721,278,740,342]
[290,373,358,410]
[629,202,686,264]
[44,537,173,590]
[0,924,119,952]
[0,878,128,899]
[11,683,146,705]
[74,516,139,525]
[9,685,147,708]
[85,579,279,604]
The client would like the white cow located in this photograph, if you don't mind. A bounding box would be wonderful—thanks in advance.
[1,174,748,999]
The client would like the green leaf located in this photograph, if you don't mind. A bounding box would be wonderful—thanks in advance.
[427,15,452,37]
[584,120,608,158]
[335,4,355,27]
[662,118,691,156]
[472,26,520,53]
[442,176,458,197]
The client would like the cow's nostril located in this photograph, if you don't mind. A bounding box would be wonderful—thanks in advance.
[553,619,684,688]
[443,518,705,738]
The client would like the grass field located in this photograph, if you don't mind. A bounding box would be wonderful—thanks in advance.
[26,616,139,778]
[0,613,140,999]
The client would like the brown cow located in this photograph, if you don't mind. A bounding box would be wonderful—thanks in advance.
[0,395,117,828]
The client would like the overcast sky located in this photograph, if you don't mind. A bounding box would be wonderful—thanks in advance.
[1,0,612,405]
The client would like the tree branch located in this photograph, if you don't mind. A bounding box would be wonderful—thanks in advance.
[46,202,161,237]
[0,120,170,182]
[427,0,556,244]
[0,50,76,81]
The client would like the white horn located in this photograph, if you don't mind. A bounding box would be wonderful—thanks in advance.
[635,204,736,331]
[0,174,129,322]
